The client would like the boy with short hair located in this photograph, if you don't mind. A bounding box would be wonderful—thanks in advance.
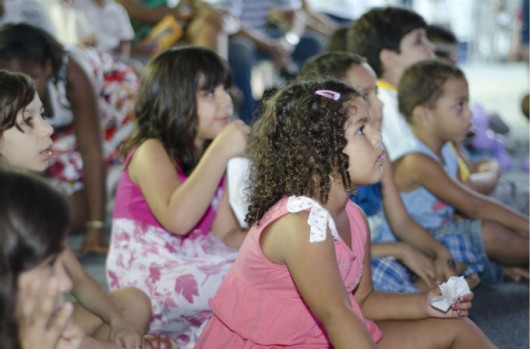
[347,6,435,161]
[394,59,529,283]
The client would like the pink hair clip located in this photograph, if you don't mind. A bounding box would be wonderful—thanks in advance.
[315,89,341,100]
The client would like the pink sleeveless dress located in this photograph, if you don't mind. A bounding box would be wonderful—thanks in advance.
[196,196,383,348]
[106,149,237,349]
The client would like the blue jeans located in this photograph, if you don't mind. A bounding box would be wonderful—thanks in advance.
[228,29,324,123]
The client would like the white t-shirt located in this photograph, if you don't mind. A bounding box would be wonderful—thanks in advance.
[39,0,94,46]
[304,0,386,21]
[378,83,417,162]
[73,0,134,53]
[0,0,56,35]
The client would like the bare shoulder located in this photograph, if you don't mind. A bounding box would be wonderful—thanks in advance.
[260,210,316,264]
[393,153,441,190]
[129,139,176,183]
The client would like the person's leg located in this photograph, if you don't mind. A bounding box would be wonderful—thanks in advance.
[228,36,258,124]
[481,220,529,265]
[73,287,151,345]
[377,318,497,349]
[70,188,108,257]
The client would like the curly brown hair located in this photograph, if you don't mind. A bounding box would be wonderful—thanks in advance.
[245,80,363,226]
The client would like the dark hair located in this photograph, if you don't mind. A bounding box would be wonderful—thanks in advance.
[0,70,36,135]
[0,166,70,349]
[347,6,427,77]
[398,60,466,122]
[245,80,363,226]
[326,25,351,52]
[426,24,458,62]
[0,23,65,82]
[123,46,232,175]
[297,51,366,82]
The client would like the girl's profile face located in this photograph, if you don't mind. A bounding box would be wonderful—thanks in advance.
[17,250,72,314]
[0,92,53,171]
[343,63,384,131]
[195,81,233,148]
[341,97,385,186]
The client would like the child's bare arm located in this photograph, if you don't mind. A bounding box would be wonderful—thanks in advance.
[381,160,454,283]
[356,222,472,321]
[130,121,249,235]
[454,144,501,195]
[398,153,529,233]
[211,191,247,248]
[372,242,439,287]
[263,213,377,349]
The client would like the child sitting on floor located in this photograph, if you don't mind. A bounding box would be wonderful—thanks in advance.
[196,79,496,348]
[394,60,529,283]
[297,51,461,291]
[0,69,150,349]
[106,46,248,348]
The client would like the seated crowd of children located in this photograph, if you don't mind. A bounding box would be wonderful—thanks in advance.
[0,2,528,349]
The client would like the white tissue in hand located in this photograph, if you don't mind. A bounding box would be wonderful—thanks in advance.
[430,276,470,312]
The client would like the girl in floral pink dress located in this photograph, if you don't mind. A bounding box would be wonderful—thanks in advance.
[196,80,496,348]
[106,46,249,349]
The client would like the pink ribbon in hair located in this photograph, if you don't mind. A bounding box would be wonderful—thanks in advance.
[314,89,341,100]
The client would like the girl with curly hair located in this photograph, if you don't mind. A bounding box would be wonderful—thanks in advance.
[196,79,496,348]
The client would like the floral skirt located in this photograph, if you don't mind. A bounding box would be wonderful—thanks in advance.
[106,218,237,349]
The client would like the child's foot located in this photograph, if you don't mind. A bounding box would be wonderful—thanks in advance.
[142,334,180,349]
[464,273,481,289]
[76,229,108,258]
[76,244,108,259]
[504,266,530,282]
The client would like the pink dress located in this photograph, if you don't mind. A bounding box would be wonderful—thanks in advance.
[106,150,237,349]
[196,196,383,348]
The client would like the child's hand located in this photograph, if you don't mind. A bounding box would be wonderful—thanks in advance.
[17,278,84,349]
[212,120,250,160]
[425,287,473,319]
[400,244,437,287]
[109,317,142,349]
[433,253,456,285]
[56,323,84,349]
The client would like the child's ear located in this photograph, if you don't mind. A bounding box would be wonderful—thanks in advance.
[379,48,397,72]
[44,59,53,77]
[411,105,431,126]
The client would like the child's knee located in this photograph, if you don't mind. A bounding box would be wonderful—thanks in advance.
[111,287,152,315]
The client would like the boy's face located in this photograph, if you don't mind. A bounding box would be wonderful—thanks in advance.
[343,63,384,132]
[394,28,435,74]
[0,93,54,171]
[430,77,472,143]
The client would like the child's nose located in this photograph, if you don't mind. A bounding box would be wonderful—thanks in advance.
[39,118,54,137]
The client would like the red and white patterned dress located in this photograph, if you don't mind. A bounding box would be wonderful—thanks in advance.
[45,46,137,194]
